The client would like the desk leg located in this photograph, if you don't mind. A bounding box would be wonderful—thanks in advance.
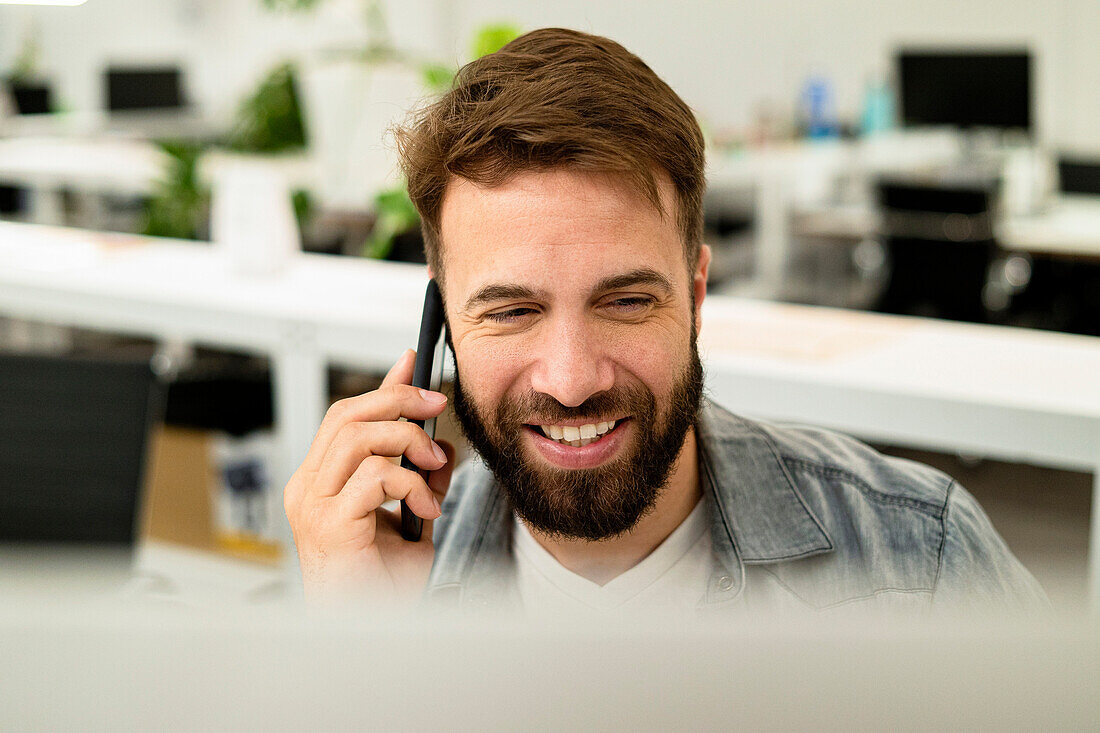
[271,342,328,584]
[27,188,65,226]
[1090,464,1100,616]
[754,171,791,298]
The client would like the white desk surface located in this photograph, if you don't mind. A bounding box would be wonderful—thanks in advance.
[0,222,425,367]
[0,136,168,194]
[700,298,1100,470]
[999,195,1100,259]
[792,195,1100,260]
[0,136,316,199]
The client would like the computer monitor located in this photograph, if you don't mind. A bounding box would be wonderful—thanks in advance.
[897,49,1032,133]
[105,65,185,112]
[1057,155,1100,196]
[9,83,52,115]
[0,354,162,544]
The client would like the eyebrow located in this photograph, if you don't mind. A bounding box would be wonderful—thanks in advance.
[462,267,675,313]
[592,268,675,296]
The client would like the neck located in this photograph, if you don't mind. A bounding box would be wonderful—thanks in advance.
[523,428,701,585]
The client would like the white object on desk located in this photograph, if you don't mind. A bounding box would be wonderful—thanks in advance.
[210,158,300,277]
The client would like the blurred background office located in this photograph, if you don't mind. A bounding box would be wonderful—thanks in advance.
[1,0,1099,615]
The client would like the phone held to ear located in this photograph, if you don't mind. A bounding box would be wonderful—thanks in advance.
[400,279,447,542]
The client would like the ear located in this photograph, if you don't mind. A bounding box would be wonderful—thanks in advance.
[692,244,711,333]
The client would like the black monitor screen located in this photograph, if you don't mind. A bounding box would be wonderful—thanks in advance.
[0,354,160,544]
[10,83,51,114]
[105,66,184,111]
[898,50,1031,132]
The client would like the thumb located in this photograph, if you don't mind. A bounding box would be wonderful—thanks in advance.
[421,439,456,542]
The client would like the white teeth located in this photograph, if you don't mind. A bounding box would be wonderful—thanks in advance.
[537,419,620,446]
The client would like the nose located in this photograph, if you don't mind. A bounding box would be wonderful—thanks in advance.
[528,316,616,407]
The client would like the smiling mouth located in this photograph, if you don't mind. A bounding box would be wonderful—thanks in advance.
[525,419,625,448]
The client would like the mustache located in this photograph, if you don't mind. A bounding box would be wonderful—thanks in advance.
[496,385,653,425]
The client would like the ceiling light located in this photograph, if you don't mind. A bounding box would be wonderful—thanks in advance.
[0,0,89,6]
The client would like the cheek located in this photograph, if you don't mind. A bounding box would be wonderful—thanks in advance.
[453,340,527,408]
[615,338,683,397]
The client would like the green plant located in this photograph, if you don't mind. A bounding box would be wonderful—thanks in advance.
[226,62,308,154]
[141,141,209,240]
[360,22,522,259]
[142,63,314,240]
[361,184,420,259]
[471,23,523,60]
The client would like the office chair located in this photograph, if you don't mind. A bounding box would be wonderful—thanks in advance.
[0,353,163,544]
[871,178,1005,324]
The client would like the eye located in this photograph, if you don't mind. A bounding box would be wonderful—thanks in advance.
[604,296,655,313]
[484,306,538,324]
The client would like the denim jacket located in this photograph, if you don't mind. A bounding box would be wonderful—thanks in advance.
[426,400,1048,617]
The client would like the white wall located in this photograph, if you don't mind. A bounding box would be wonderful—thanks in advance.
[1,0,1098,151]
[450,0,1098,152]
[0,0,449,121]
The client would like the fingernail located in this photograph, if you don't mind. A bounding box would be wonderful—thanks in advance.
[420,389,447,404]
[431,441,447,463]
[432,496,442,516]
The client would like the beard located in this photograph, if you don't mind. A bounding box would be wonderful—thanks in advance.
[451,333,704,541]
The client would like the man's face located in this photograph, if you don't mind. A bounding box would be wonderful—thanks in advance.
[438,169,710,540]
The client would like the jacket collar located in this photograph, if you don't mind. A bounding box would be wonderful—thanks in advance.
[696,400,833,565]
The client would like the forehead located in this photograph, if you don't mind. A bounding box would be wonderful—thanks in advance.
[438,169,686,299]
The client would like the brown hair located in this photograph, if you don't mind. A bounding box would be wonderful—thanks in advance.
[394,27,706,280]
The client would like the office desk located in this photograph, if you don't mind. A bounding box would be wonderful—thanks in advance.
[0,137,168,223]
[792,195,1100,261]
[2,222,1099,605]
[0,135,315,225]
[999,195,1100,261]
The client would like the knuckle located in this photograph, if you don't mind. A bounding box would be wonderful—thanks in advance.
[380,383,412,406]
[359,454,392,479]
[325,396,352,422]
[333,421,369,448]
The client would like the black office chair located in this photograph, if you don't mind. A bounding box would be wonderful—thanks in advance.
[0,353,163,544]
[871,178,1003,324]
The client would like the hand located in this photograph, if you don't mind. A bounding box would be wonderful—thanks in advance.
[283,349,455,605]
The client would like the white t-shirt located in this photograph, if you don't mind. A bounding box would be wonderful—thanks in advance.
[512,498,713,620]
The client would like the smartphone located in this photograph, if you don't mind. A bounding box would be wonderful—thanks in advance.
[400,279,447,541]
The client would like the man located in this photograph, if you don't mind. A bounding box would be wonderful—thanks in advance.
[284,28,1046,617]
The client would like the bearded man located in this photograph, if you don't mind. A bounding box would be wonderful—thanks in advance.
[284,28,1046,618]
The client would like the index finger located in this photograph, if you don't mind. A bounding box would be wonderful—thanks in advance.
[381,348,416,389]
[301,350,443,473]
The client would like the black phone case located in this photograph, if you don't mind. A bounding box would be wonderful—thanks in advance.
[400,279,446,541]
